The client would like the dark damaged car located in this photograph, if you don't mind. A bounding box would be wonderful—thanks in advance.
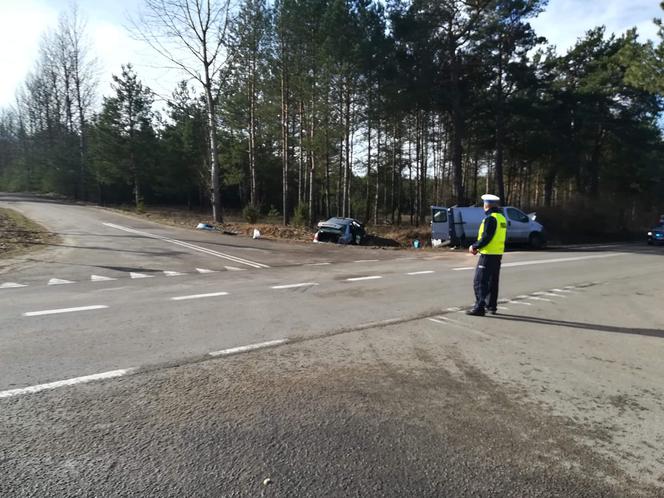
[314,217,366,245]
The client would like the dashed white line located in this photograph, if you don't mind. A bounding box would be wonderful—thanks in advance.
[407,271,435,275]
[196,268,217,274]
[528,296,552,302]
[0,282,27,289]
[271,283,319,290]
[48,278,75,285]
[346,276,383,282]
[23,305,109,317]
[533,291,565,298]
[209,339,288,357]
[163,271,186,277]
[0,368,135,399]
[354,259,379,263]
[429,316,491,338]
[224,266,245,271]
[130,272,153,279]
[171,291,229,301]
[307,262,331,266]
[91,275,116,282]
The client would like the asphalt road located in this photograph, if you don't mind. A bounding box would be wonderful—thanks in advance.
[1,193,663,497]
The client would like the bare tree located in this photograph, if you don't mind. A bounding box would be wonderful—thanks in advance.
[133,0,234,222]
[59,5,98,200]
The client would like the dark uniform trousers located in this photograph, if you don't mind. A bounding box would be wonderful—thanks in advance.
[473,254,502,310]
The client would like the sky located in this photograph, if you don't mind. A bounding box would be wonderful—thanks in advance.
[0,0,662,109]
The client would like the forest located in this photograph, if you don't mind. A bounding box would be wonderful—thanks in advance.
[1,0,663,233]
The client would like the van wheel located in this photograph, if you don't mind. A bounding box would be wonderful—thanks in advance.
[529,232,545,249]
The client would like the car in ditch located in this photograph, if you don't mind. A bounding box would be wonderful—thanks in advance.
[313,217,366,245]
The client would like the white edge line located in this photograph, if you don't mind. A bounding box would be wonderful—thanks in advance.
[0,368,134,399]
[407,271,435,275]
[209,339,288,357]
[23,305,109,317]
[346,276,382,282]
[171,291,229,301]
[354,259,379,263]
[428,318,447,324]
[271,283,319,290]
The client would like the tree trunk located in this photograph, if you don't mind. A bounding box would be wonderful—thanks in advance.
[280,50,289,225]
[204,75,222,223]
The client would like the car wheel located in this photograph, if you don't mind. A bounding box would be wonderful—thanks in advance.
[529,232,545,250]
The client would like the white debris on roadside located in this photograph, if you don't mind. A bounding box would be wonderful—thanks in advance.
[253,228,261,239]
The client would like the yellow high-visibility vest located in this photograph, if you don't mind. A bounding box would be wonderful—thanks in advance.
[477,212,507,255]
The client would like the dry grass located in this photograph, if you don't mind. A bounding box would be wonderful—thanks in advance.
[0,208,57,259]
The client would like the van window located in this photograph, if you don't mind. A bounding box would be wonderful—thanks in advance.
[432,209,447,223]
[506,208,529,223]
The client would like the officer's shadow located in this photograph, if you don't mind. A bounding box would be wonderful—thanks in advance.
[490,314,664,340]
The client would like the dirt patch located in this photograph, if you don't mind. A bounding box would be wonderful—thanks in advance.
[0,208,57,260]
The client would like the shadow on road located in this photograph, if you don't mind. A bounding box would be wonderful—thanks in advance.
[491,314,664,339]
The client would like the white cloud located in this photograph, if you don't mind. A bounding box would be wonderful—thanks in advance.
[0,0,58,106]
[531,0,661,52]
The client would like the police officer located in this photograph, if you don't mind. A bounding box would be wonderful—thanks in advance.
[466,194,507,316]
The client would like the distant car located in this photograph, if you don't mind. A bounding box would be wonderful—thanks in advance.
[314,217,366,245]
[647,224,664,245]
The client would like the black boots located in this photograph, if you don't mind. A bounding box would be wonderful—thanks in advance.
[465,308,486,317]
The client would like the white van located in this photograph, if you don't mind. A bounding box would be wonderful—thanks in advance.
[431,205,546,248]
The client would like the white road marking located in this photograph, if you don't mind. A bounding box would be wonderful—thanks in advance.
[171,291,229,301]
[407,271,435,275]
[98,286,128,292]
[533,291,565,298]
[129,272,153,279]
[0,368,134,399]
[508,300,532,306]
[428,318,447,325]
[271,283,319,290]
[91,275,116,282]
[452,253,624,271]
[431,316,491,338]
[552,288,575,293]
[224,266,244,271]
[446,307,462,312]
[163,271,185,277]
[497,306,510,311]
[23,305,109,317]
[354,259,379,263]
[346,276,382,282]
[209,339,288,357]
[0,282,27,289]
[196,268,216,274]
[307,262,331,266]
[48,278,74,285]
[103,222,269,269]
[528,296,552,302]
